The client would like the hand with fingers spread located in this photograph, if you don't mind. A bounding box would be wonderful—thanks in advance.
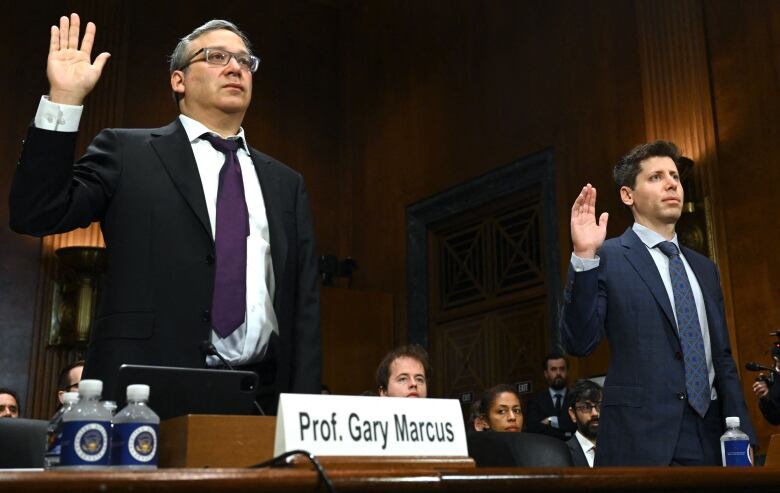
[47,13,111,105]
[570,183,609,259]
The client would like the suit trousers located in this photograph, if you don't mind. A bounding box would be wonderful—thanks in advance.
[671,400,723,466]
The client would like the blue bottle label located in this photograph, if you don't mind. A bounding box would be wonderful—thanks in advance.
[112,423,159,466]
[60,421,111,466]
[723,439,751,466]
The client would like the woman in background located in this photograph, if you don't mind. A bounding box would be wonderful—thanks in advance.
[474,384,523,432]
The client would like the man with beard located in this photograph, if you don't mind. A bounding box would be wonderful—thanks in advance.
[566,379,602,467]
[524,353,577,440]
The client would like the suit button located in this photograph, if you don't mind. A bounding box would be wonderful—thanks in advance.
[675,351,683,361]
[201,310,211,322]
[206,253,215,265]
[677,392,686,400]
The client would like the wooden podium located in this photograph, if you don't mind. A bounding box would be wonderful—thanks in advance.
[158,414,474,470]
[159,415,277,467]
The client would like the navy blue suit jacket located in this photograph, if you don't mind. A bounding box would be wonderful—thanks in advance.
[561,227,755,466]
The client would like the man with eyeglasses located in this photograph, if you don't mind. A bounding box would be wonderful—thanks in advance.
[56,360,84,406]
[566,379,602,467]
[10,14,321,413]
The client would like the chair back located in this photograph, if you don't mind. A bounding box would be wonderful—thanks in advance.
[467,431,573,467]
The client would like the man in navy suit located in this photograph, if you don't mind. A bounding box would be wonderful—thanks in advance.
[9,14,320,412]
[561,141,755,465]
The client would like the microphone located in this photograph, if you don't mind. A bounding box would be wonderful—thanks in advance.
[745,361,779,375]
[201,341,265,415]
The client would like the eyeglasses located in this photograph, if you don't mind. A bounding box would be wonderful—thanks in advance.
[574,402,601,413]
[180,47,260,73]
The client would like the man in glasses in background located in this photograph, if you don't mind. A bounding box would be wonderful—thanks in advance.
[57,360,84,405]
[10,14,321,414]
[566,379,602,467]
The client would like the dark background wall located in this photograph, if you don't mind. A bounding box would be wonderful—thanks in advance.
[3,0,780,448]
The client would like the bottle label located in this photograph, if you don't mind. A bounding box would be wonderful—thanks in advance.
[60,421,111,466]
[44,430,63,467]
[722,439,752,466]
[112,423,159,466]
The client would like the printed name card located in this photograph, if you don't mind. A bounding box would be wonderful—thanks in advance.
[273,393,468,456]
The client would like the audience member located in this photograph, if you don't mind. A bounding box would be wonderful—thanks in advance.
[57,360,84,404]
[474,384,523,432]
[566,379,602,467]
[524,353,576,440]
[0,388,20,418]
[376,344,429,398]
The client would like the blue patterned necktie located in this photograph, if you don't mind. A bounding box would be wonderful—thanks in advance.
[201,133,248,338]
[656,241,710,417]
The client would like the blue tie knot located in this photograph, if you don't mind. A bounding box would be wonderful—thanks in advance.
[656,241,679,258]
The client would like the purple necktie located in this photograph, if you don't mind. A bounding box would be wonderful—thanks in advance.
[202,133,248,338]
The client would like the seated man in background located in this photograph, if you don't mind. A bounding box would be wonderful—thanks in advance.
[0,388,20,418]
[474,384,523,432]
[566,379,602,467]
[376,344,429,398]
[57,360,84,404]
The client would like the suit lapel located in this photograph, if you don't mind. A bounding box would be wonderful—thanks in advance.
[150,120,213,241]
[250,149,287,299]
[620,228,678,335]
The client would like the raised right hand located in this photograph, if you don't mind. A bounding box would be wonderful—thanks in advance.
[570,183,608,259]
[47,13,111,105]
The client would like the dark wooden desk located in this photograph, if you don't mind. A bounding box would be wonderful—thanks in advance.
[2,466,780,493]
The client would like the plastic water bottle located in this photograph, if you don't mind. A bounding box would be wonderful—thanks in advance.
[720,416,752,466]
[44,392,79,469]
[111,384,160,468]
[60,380,112,468]
[103,401,118,417]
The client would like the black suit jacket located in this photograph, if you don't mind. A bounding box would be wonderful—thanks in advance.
[566,435,591,467]
[561,227,755,465]
[10,121,321,403]
[524,389,576,440]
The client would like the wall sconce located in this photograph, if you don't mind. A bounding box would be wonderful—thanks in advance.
[49,246,107,347]
[676,156,714,258]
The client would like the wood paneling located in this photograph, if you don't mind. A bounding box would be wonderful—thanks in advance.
[3,0,780,449]
[704,0,780,452]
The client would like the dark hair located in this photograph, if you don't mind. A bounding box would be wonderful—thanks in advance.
[0,387,20,412]
[478,384,522,416]
[568,379,603,407]
[542,352,567,370]
[375,344,431,392]
[57,360,85,391]
[613,140,682,189]
[168,19,253,107]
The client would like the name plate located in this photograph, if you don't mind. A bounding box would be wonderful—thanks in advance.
[273,393,468,456]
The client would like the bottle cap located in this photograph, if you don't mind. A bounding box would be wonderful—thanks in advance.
[725,416,740,428]
[126,384,150,402]
[78,379,103,397]
[62,392,79,405]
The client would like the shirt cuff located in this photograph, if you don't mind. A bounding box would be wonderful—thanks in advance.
[34,95,83,132]
[570,252,600,272]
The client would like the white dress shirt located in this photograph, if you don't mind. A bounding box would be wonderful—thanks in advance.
[34,96,278,366]
[573,430,596,467]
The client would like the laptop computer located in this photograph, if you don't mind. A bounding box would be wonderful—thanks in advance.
[0,418,48,469]
[116,364,259,420]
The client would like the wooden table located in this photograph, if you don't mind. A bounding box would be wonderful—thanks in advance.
[2,466,779,493]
